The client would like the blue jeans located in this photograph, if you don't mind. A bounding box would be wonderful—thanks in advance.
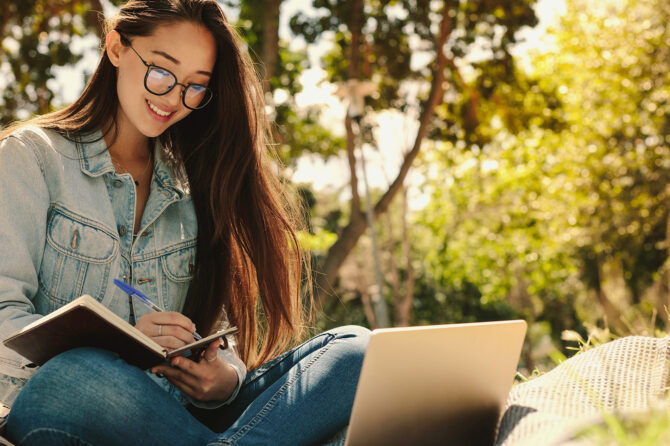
[6,325,370,446]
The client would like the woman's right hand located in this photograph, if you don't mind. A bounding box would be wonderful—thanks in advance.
[135,312,197,351]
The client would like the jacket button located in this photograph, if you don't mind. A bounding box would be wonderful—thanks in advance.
[119,225,127,236]
[113,179,123,188]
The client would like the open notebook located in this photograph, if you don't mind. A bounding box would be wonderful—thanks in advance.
[3,295,237,369]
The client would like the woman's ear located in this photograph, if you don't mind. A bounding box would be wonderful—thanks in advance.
[106,30,123,67]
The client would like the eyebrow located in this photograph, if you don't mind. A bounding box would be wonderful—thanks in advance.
[150,50,212,76]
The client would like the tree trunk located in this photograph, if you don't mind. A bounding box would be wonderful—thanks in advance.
[261,0,282,92]
[312,0,366,304]
[347,0,363,80]
[314,6,452,307]
[344,0,363,213]
[85,0,106,40]
[345,116,361,212]
[593,259,623,332]
[360,291,378,329]
[385,200,401,320]
[395,187,414,326]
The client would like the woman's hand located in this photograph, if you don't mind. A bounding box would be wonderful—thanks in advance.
[150,339,239,402]
[135,311,197,351]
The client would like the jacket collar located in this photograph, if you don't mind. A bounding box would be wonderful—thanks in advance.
[76,131,113,176]
[76,131,189,199]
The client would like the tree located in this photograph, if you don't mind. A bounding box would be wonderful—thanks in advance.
[0,0,128,125]
[534,0,670,325]
[290,0,540,307]
[412,0,670,350]
[228,0,348,164]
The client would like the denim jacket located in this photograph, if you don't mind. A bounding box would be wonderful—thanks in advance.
[0,126,246,408]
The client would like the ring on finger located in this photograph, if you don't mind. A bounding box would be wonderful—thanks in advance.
[158,324,162,337]
[205,355,217,363]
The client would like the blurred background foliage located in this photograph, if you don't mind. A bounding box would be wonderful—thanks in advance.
[2,0,670,373]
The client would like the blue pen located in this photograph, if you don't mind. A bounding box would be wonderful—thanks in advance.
[113,278,209,343]
[113,278,163,312]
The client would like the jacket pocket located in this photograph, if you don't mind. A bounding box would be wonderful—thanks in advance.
[38,208,118,312]
[0,373,29,408]
[158,243,195,311]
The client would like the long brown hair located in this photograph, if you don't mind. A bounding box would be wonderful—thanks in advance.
[3,0,311,369]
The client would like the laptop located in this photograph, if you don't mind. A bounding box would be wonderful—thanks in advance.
[343,320,527,446]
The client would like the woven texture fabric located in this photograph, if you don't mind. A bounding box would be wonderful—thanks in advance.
[496,336,670,446]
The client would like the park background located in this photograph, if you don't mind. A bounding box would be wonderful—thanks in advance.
[1,0,669,378]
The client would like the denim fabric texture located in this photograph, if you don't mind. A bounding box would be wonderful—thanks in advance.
[6,325,370,446]
[0,126,245,408]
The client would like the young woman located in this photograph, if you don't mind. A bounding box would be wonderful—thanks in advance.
[0,0,370,444]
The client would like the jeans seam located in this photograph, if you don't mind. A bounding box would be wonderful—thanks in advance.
[215,339,340,446]
[243,332,335,386]
[20,427,96,446]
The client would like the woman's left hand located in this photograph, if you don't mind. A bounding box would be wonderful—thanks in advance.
[150,339,239,402]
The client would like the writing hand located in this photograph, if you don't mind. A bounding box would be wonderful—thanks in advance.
[150,339,238,402]
[136,311,197,351]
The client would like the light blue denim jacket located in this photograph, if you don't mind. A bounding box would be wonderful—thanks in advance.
[0,126,246,408]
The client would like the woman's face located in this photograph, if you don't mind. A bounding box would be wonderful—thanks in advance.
[107,21,216,138]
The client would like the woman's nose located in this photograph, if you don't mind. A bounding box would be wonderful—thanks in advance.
[164,85,183,109]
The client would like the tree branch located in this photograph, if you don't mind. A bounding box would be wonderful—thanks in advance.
[345,115,362,213]
[373,6,451,218]
[315,5,452,307]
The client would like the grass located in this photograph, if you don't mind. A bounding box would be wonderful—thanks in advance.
[576,405,670,446]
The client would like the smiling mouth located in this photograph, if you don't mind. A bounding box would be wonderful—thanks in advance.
[146,99,174,118]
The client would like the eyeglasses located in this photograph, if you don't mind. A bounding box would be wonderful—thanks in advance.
[119,34,213,110]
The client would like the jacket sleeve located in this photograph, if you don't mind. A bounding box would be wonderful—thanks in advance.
[0,134,49,376]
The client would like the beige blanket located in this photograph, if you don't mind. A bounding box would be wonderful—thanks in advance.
[496,336,670,445]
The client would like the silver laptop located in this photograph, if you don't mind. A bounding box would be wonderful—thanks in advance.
[344,320,527,446]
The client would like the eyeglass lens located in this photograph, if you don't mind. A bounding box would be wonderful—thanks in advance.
[145,66,212,109]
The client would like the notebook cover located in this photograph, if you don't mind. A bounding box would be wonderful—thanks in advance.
[3,300,167,369]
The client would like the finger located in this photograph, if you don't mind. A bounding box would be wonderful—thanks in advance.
[154,336,190,351]
[153,366,201,398]
[158,312,197,334]
[152,364,201,390]
[142,312,196,333]
[200,339,221,363]
[154,324,197,345]
[170,356,206,377]
[169,377,200,400]
[206,339,222,355]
